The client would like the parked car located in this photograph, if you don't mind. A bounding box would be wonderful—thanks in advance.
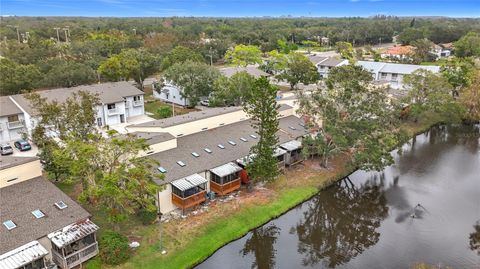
[0,144,14,155]
[14,139,32,151]
[200,99,210,107]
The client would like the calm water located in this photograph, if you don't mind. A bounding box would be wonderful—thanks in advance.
[197,125,480,269]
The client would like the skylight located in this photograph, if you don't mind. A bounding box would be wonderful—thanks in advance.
[204,148,212,153]
[218,144,225,149]
[3,220,16,230]
[191,152,200,157]
[289,126,296,130]
[177,161,186,167]
[55,201,68,210]
[240,137,248,142]
[32,209,45,219]
[158,166,167,173]
[250,134,257,139]
[228,140,237,146]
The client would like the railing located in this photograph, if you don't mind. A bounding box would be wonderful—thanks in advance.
[172,191,206,209]
[107,108,119,115]
[52,242,98,269]
[133,100,143,107]
[210,178,241,196]
[7,121,24,129]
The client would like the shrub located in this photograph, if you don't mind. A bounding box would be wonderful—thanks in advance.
[156,106,173,118]
[137,208,158,225]
[99,230,131,265]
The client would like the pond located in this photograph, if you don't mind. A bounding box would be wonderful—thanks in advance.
[196,125,480,269]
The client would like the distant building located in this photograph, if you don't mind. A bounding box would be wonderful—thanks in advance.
[307,55,348,78]
[0,156,99,269]
[380,45,415,60]
[431,43,452,59]
[0,96,26,143]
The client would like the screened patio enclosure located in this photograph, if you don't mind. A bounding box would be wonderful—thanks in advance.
[171,174,208,210]
[209,162,242,196]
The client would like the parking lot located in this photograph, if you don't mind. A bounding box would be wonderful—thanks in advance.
[1,140,39,157]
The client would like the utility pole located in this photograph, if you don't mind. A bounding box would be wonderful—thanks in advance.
[7,25,20,43]
[207,47,213,66]
[63,27,69,43]
[54,27,60,42]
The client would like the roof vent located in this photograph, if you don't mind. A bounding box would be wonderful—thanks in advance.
[240,137,248,142]
[201,127,208,131]
[218,144,225,149]
[158,166,167,173]
[250,134,257,139]
[54,201,68,210]
[32,209,45,219]
[191,152,200,157]
[219,123,225,126]
[3,220,16,230]
[177,161,186,167]
[204,148,212,153]
[228,140,236,146]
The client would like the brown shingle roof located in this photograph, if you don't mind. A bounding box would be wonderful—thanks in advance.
[0,156,39,170]
[0,177,91,254]
[219,66,270,78]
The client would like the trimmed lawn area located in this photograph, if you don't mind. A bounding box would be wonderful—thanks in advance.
[144,100,199,120]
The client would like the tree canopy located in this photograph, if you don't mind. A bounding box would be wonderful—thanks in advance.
[277,52,319,90]
[224,44,262,66]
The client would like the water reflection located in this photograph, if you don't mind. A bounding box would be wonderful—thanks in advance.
[241,224,280,269]
[293,177,388,267]
[470,221,480,255]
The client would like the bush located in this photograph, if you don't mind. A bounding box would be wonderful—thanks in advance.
[137,208,158,225]
[99,230,131,265]
[156,106,173,118]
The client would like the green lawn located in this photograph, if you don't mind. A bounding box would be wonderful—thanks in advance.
[144,100,198,120]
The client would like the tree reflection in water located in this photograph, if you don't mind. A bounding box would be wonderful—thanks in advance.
[293,177,388,268]
[241,224,280,269]
[470,221,480,255]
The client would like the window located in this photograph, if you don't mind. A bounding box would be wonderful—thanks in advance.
[240,137,248,142]
[158,167,167,173]
[380,73,387,80]
[391,73,398,81]
[55,201,68,210]
[177,161,186,167]
[7,115,19,122]
[204,148,212,153]
[250,134,257,139]
[3,220,16,230]
[97,117,103,127]
[218,144,225,149]
[228,140,236,146]
[191,152,200,157]
[32,209,45,219]
[133,95,141,101]
[107,104,116,109]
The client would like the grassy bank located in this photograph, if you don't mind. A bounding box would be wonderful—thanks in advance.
[81,113,447,269]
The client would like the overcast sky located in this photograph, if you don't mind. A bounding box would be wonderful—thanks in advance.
[1,0,479,17]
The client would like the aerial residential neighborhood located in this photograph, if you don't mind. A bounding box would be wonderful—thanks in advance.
[1,1,480,269]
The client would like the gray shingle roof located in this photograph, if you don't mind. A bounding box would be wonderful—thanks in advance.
[307,55,328,65]
[148,115,307,184]
[219,66,270,78]
[0,177,91,255]
[131,132,176,145]
[0,156,39,170]
[378,62,440,74]
[10,82,143,115]
[0,96,22,117]
[318,57,347,67]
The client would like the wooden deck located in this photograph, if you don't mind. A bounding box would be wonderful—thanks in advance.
[210,178,241,196]
[172,191,206,209]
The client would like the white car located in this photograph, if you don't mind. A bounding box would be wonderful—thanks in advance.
[200,99,210,106]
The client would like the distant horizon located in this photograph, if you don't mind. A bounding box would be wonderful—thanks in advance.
[1,0,479,18]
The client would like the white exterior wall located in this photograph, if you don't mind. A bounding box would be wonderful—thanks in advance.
[0,114,27,143]
[379,72,405,89]
[138,138,178,157]
[153,84,191,107]
[124,95,145,118]
[0,159,43,188]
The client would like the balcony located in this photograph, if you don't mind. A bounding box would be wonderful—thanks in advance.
[210,178,241,196]
[107,107,120,115]
[172,191,206,210]
[7,121,24,129]
[52,242,98,269]
[133,100,143,107]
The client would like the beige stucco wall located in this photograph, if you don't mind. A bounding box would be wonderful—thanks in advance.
[38,236,53,263]
[0,160,42,188]
[138,138,177,157]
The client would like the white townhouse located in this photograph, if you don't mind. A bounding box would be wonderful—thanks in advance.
[0,97,27,144]
[7,82,145,138]
[153,66,270,107]
[308,55,348,78]
[357,60,440,89]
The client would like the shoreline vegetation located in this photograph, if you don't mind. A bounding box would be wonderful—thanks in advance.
[77,112,449,269]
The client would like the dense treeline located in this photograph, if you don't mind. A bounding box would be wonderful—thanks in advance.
[1,16,479,95]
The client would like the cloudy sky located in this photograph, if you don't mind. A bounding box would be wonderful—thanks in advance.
[1,0,479,17]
